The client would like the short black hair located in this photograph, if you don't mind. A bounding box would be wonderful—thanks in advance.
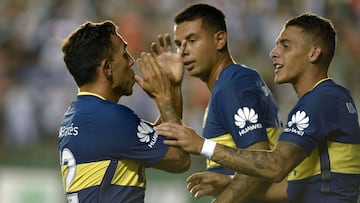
[174,3,227,33]
[286,13,337,67]
[62,20,117,87]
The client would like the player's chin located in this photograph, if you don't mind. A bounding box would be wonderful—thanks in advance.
[274,75,287,84]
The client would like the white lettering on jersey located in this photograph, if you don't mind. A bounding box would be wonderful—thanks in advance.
[284,111,309,136]
[59,123,79,138]
[137,121,159,148]
[234,107,263,136]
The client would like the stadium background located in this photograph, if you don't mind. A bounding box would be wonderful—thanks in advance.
[0,0,359,202]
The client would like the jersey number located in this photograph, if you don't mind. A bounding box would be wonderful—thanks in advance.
[61,148,76,190]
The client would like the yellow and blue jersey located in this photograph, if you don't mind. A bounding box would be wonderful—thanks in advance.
[279,79,360,202]
[203,64,283,175]
[58,93,169,203]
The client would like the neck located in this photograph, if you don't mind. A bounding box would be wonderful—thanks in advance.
[79,84,120,103]
[206,55,234,90]
[293,73,328,98]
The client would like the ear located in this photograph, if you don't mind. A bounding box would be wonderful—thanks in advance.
[214,31,227,50]
[309,46,321,63]
[101,60,112,76]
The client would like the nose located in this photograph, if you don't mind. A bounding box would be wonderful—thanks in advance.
[269,46,278,60]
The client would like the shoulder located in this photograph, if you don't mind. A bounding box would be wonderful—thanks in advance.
[219,64,260,80]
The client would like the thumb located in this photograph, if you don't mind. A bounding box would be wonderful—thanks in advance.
[134,75,143,87]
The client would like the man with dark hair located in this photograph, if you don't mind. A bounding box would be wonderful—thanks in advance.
[152,3,284,202]
[59,20,190,203]
[156,13,360,203]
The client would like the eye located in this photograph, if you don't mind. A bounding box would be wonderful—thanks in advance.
[189,38,196,43]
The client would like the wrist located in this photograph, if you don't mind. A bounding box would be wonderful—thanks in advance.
[200,139,216,159]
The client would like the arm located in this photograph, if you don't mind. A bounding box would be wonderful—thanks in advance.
[212,141,273,203]
[211,140,305,182]
[187,141,273,202]
[155,122,307,181]
[136,52,190,173]
[151,33,185,125]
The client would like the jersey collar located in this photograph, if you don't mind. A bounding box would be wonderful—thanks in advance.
[312,78,331,90]
[78,91,106,100]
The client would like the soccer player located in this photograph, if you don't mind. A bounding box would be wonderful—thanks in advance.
[152,3,284,202]
[58,20,190,203]
[155,13,360,202]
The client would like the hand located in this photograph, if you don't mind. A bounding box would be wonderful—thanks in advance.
[151,33,185,85]
[135,52,172,100]
[154,122,204,155]
[186,172,232,199]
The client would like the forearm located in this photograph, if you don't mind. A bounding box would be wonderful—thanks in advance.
[210,144,285,182]
[156,96,180,124]
[172,85,183,120]
[213,142,272,203]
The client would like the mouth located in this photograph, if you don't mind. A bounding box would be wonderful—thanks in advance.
[273,63,283,73]
[183,61,195,71]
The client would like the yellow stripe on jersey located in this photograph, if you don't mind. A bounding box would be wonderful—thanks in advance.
[62,160,110,192]
[111,159,146,187]
[61,159,146,193]
[207,134,236,169]
[288,141,360,181]
[266,127,282,149]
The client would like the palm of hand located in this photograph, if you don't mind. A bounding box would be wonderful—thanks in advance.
[156,51,183,85]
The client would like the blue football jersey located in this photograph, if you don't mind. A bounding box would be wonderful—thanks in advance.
[58,93,169,203]
[203,64,283,175]
[279,79,360,202]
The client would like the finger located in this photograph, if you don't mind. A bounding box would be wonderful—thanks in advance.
[164,33,173,51]
[157,34,166,52]
[148,53,162,74]
[194,188,211,199]
[190,184,211,199]
[150,42,159,56]
[140,52,159,77]
[187,178,201,191]
[136,57,145,77]
[177,39,187,55]
[154,122,177,130]
[163,139,179,147]
[134,74,143,87]
[186,172,204,183]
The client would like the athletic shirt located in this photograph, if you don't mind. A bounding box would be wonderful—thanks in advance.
[58,93,169,203]
[203,64,283,175]
[279,79,360,202]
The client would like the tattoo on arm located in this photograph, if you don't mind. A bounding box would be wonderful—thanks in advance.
[212,141,307,180]
[158,99,180,124]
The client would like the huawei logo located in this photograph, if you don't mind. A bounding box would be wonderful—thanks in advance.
[137,121,158,148]
[287,111,309,131]
[137,121,153,143]
[234,107,258,128]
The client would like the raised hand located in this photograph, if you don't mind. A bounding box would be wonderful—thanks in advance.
[135,52,172,100]
[151,33,185,85]
[186,171,232,199]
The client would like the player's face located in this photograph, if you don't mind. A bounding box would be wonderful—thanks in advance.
[269,26,312,85]
[174,18,219,82]
[109,34,135,96]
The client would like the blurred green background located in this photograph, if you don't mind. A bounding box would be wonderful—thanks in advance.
[0,0,359,202]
